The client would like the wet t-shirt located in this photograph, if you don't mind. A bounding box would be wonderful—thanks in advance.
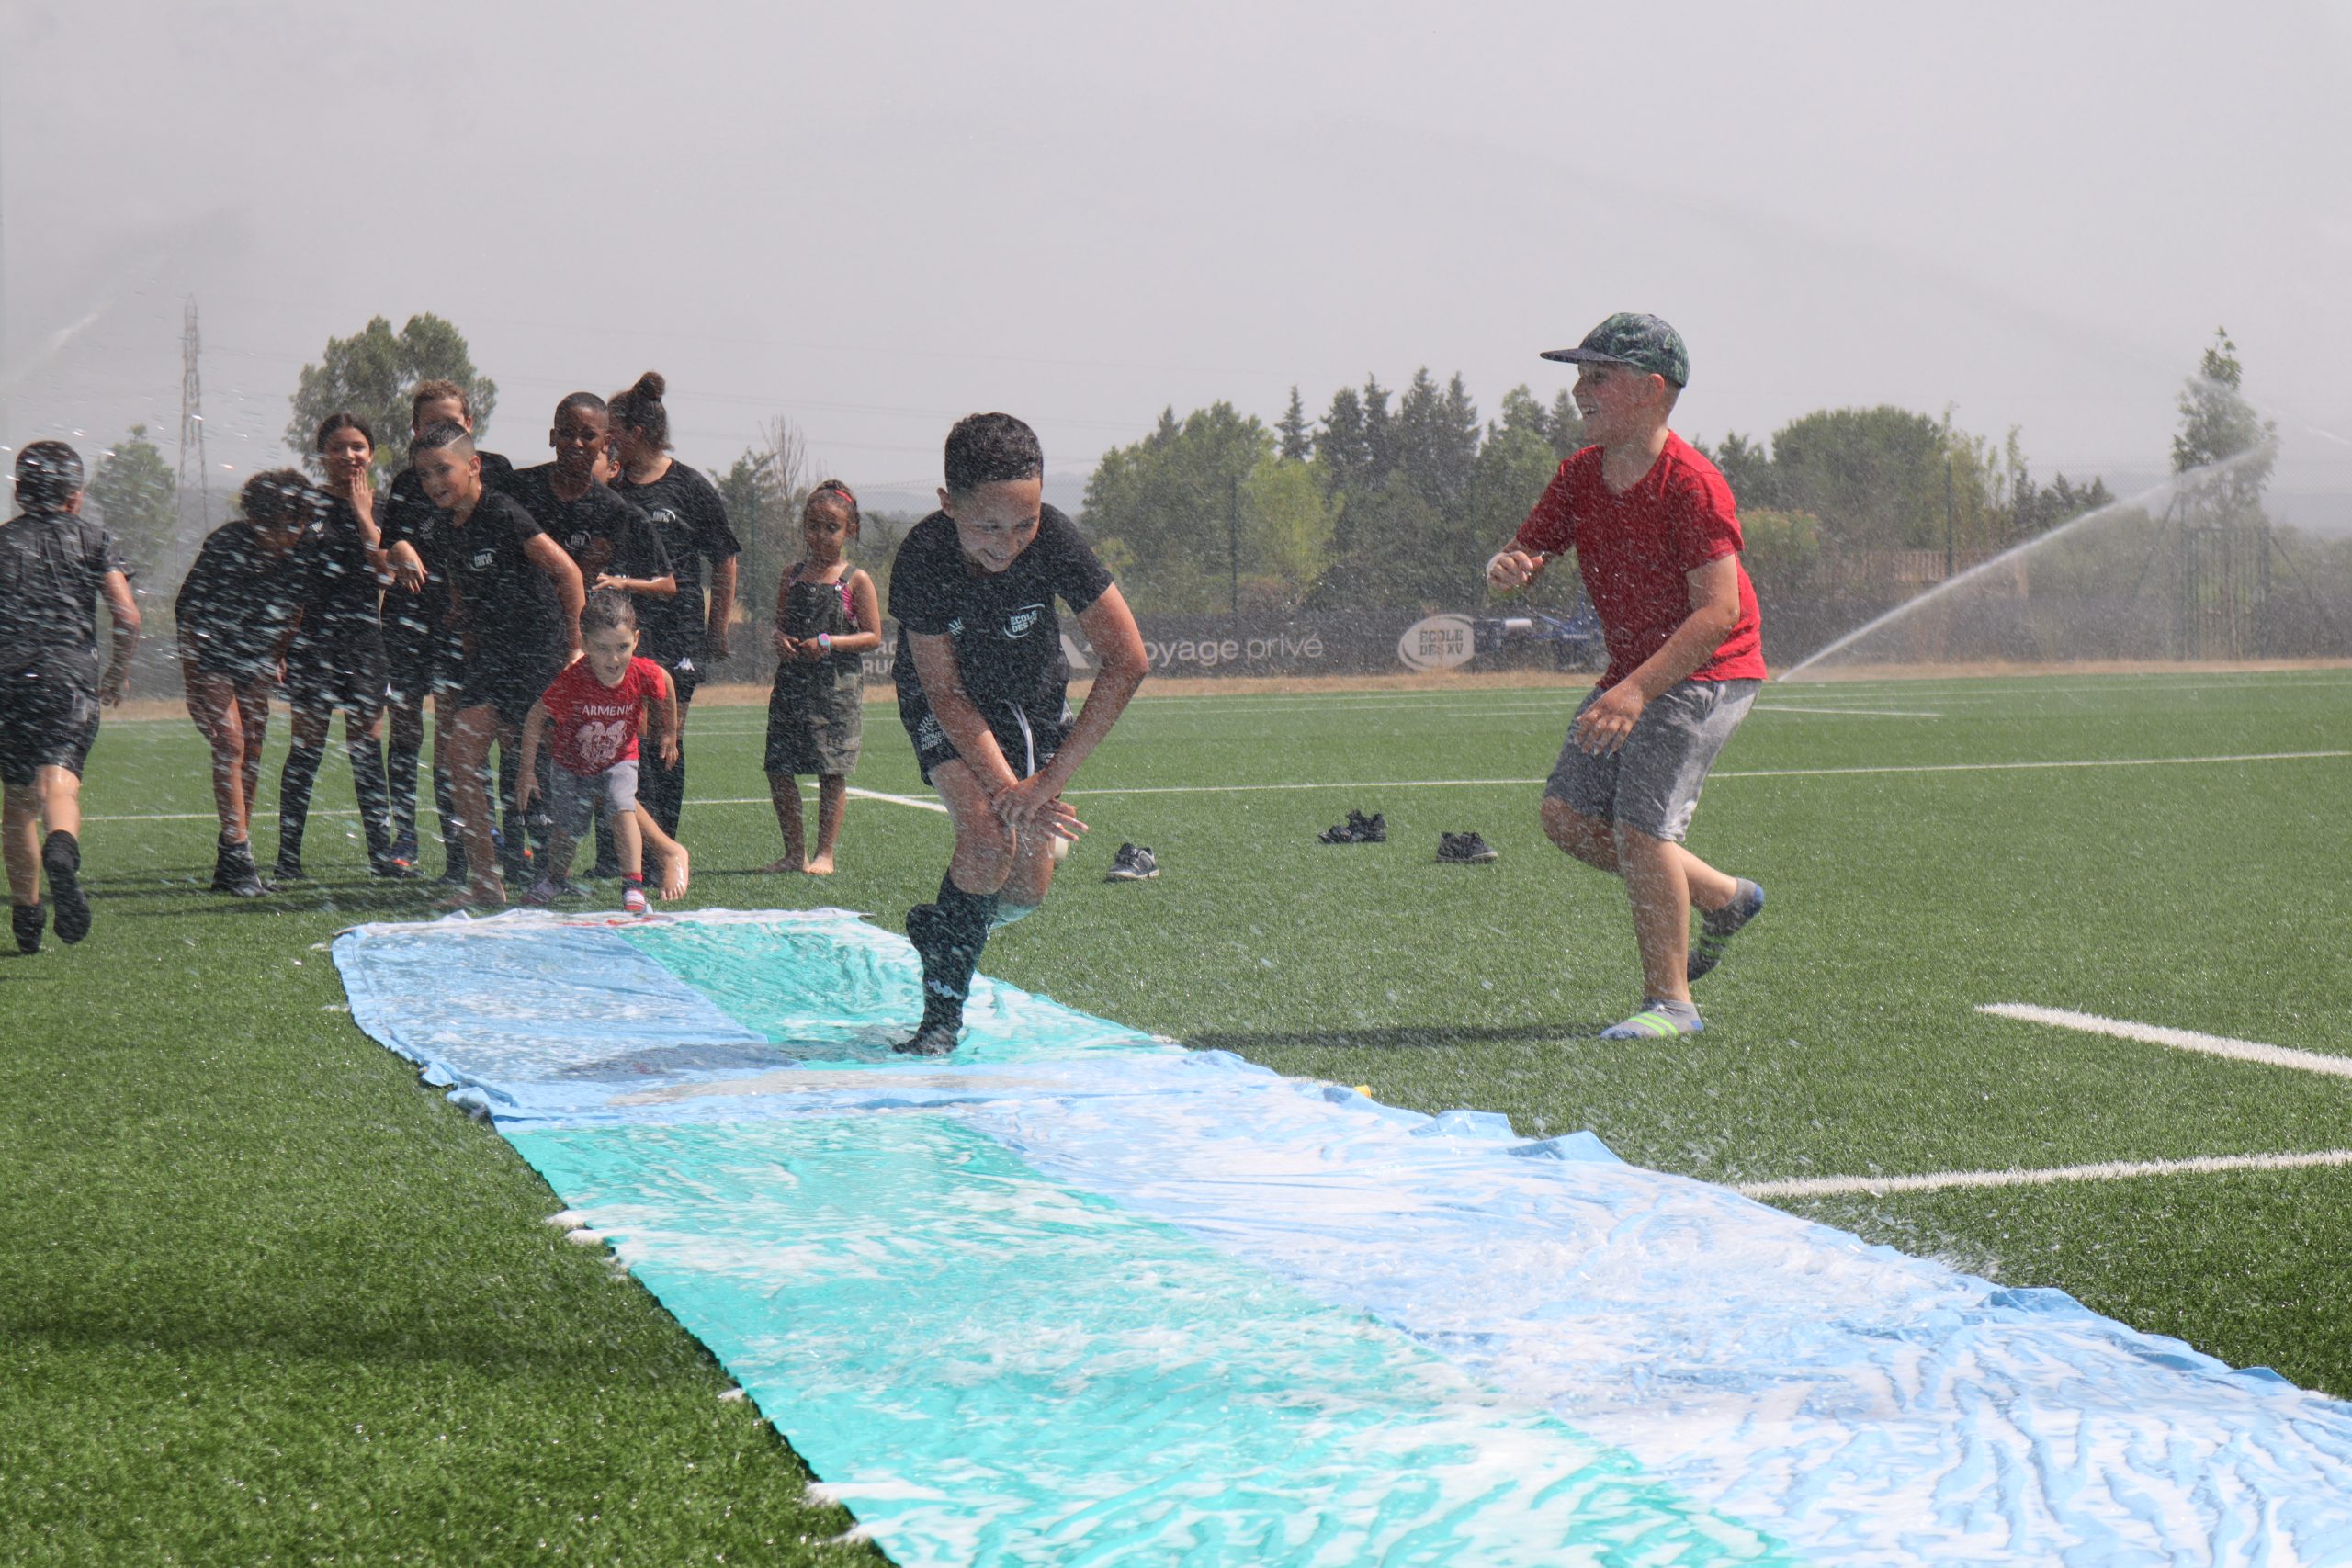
[412,491,563,663]
[888,505,1113,709]
[380,450,513,640]
[504,464,673,590]
[291,494,383,650]
[0,510,123,679]
[540,656,669,774]
[175,523,311,671]
[609,461,740,671]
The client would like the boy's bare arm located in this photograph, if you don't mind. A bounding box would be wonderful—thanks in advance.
[651,678,681,767]
[515,702,550,808]
[523,533,586,659]
[907,631,1020,795]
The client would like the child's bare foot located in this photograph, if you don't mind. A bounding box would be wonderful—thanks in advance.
[804,853,835,876]
[439,876,506,912]
[657,845,690,901]
[758,854,805,874]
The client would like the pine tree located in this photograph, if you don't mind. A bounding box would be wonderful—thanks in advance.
[1276,387,1313,462]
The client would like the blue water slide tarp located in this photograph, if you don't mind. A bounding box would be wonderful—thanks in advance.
[334,908,2352,1566]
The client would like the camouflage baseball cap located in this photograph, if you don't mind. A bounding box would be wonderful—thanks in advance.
[1541,312,1689,387]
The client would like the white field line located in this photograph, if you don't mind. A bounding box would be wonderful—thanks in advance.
[1977,1003,2352,1081]
[843,785,949,815]
[1739,1148,2352,1201]
[1751,705,1942,718]
[79,748,2345,822]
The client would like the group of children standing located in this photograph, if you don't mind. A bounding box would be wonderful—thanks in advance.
[8,311,1773,1051]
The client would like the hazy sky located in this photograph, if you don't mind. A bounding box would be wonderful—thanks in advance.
[6,1,2351,524]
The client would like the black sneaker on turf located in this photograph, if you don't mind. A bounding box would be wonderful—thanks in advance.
[1105,843,1159,881]
[214,838,268,898]
[270,856,305,885]
[12,900,45,954]
[43,832,90,944]
[1359,811,1387,843]
[1436,830,1499,863]
[1319,808,1387,845]
[892,1020,962,1056]
[1688,879,1765,982]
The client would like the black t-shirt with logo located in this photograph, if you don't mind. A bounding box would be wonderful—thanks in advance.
[504,464,673,592]
[609,461,740,670]
[175,523,311,671]
[410,490,563,664]
[380,450,513,640]
[0,510,123,681]
[888,505,1113,709]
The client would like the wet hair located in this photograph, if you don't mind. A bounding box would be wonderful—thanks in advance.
[554,391,607,423]
[943,412,1043,495]
[411,421,477,459]
[807,479,860,527]
[240,468,323,529]
[580,588,639,637]
[410,378,471,423]
[314,412,375,454]
[607,371,670,451]
[14,441,85,511]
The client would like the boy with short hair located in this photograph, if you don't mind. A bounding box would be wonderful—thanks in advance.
[0,442,140,952]
[1487,313,1768,1040]
[888,412,1149,1055]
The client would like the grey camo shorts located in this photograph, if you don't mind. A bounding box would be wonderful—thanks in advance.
[1544,678,1759,842]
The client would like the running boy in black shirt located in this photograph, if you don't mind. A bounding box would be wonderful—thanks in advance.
[888,413,1148,1055]
[386,423,583,908]
[1,442,138,952]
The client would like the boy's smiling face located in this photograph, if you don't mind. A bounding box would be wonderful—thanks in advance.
[939,477,1043,575]
[583,622,639,686]
[1574,362,1670,446]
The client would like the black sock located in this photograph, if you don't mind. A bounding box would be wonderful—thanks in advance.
[40,829,79,878]
[915,874,998,1029]
[387,740,420,843]
[277,743,324,867]
[348,731,394,861]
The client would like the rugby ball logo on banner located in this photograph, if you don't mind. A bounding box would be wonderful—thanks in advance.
[1397,613,1475,672]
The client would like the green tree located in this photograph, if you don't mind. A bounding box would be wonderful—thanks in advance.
[2172,327,2276,525]
[1081,402,1272,614]
[1706,432,1778,511]
[1318,385,1367,497]
[85,425,176,581]
[285,314,497,477]
[1275,387,1313,462]
[1769,405,2000,552]
[1239,454,1335,605]
[1394,368,1480,517]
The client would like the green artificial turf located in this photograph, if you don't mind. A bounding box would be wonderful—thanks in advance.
[3,665,2347,1562]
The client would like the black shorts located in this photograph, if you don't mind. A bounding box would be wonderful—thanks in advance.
[0,660,101,788]
[286,627,390,717]
[454,647,565,731]
[383,611,460,706]
[898,685,1069,786]
[189,651,279,687]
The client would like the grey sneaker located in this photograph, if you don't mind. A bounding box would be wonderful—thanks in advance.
[1436,830,1498,863]
[1689,880,1765,982]
[1105,843,1159,881]
[892,1020,962,1057]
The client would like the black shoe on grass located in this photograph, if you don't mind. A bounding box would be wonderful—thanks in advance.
[43,831,90,943]
[213,837,268,898]
[1319,809,1387,844]
[1105,843,1159,881]
[1689,879,1765,982]
[12,900,44,954]
[1436,830,1498,864]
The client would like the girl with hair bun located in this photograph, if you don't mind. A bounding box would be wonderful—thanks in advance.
[608,371,741,852]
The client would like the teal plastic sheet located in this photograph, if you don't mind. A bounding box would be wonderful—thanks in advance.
[334,908,2352,1566]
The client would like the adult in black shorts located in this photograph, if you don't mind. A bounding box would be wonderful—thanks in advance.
[387,422,582,908]
[506,392,675,879]
[608,372,739,847]
[1,442,139,953]
[177,470,316,897]
[379,378,513,879]
[888,413,1148,1055]
[274,413,403,882]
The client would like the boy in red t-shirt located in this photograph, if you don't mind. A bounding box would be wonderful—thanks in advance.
[1487,313,1767,1040]
[516,592,688,914]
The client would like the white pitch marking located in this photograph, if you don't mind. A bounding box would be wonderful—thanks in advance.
[1739,1148,2352,1201]
[1977,1002,2352,1081]
[1752,705,1942,718]
[844,785,950,815]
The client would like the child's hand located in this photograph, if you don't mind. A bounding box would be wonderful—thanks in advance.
[659,733,680,767]
[992,774,1086,842]
[797,637,828,662]
[774,632,798,660]
[1487,549,1547,590]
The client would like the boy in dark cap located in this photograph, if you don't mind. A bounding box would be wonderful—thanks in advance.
[1487,313,1768,1040]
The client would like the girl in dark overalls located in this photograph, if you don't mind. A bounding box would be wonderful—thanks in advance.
[762,481,880,874]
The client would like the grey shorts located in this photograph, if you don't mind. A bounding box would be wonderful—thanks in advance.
[1544,678,1758,842]
[547,760,639,839]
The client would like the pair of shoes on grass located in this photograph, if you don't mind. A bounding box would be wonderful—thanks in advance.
[1436,830,1498,863]
[1319,809,1386,844]
[1105,843,1159,881]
